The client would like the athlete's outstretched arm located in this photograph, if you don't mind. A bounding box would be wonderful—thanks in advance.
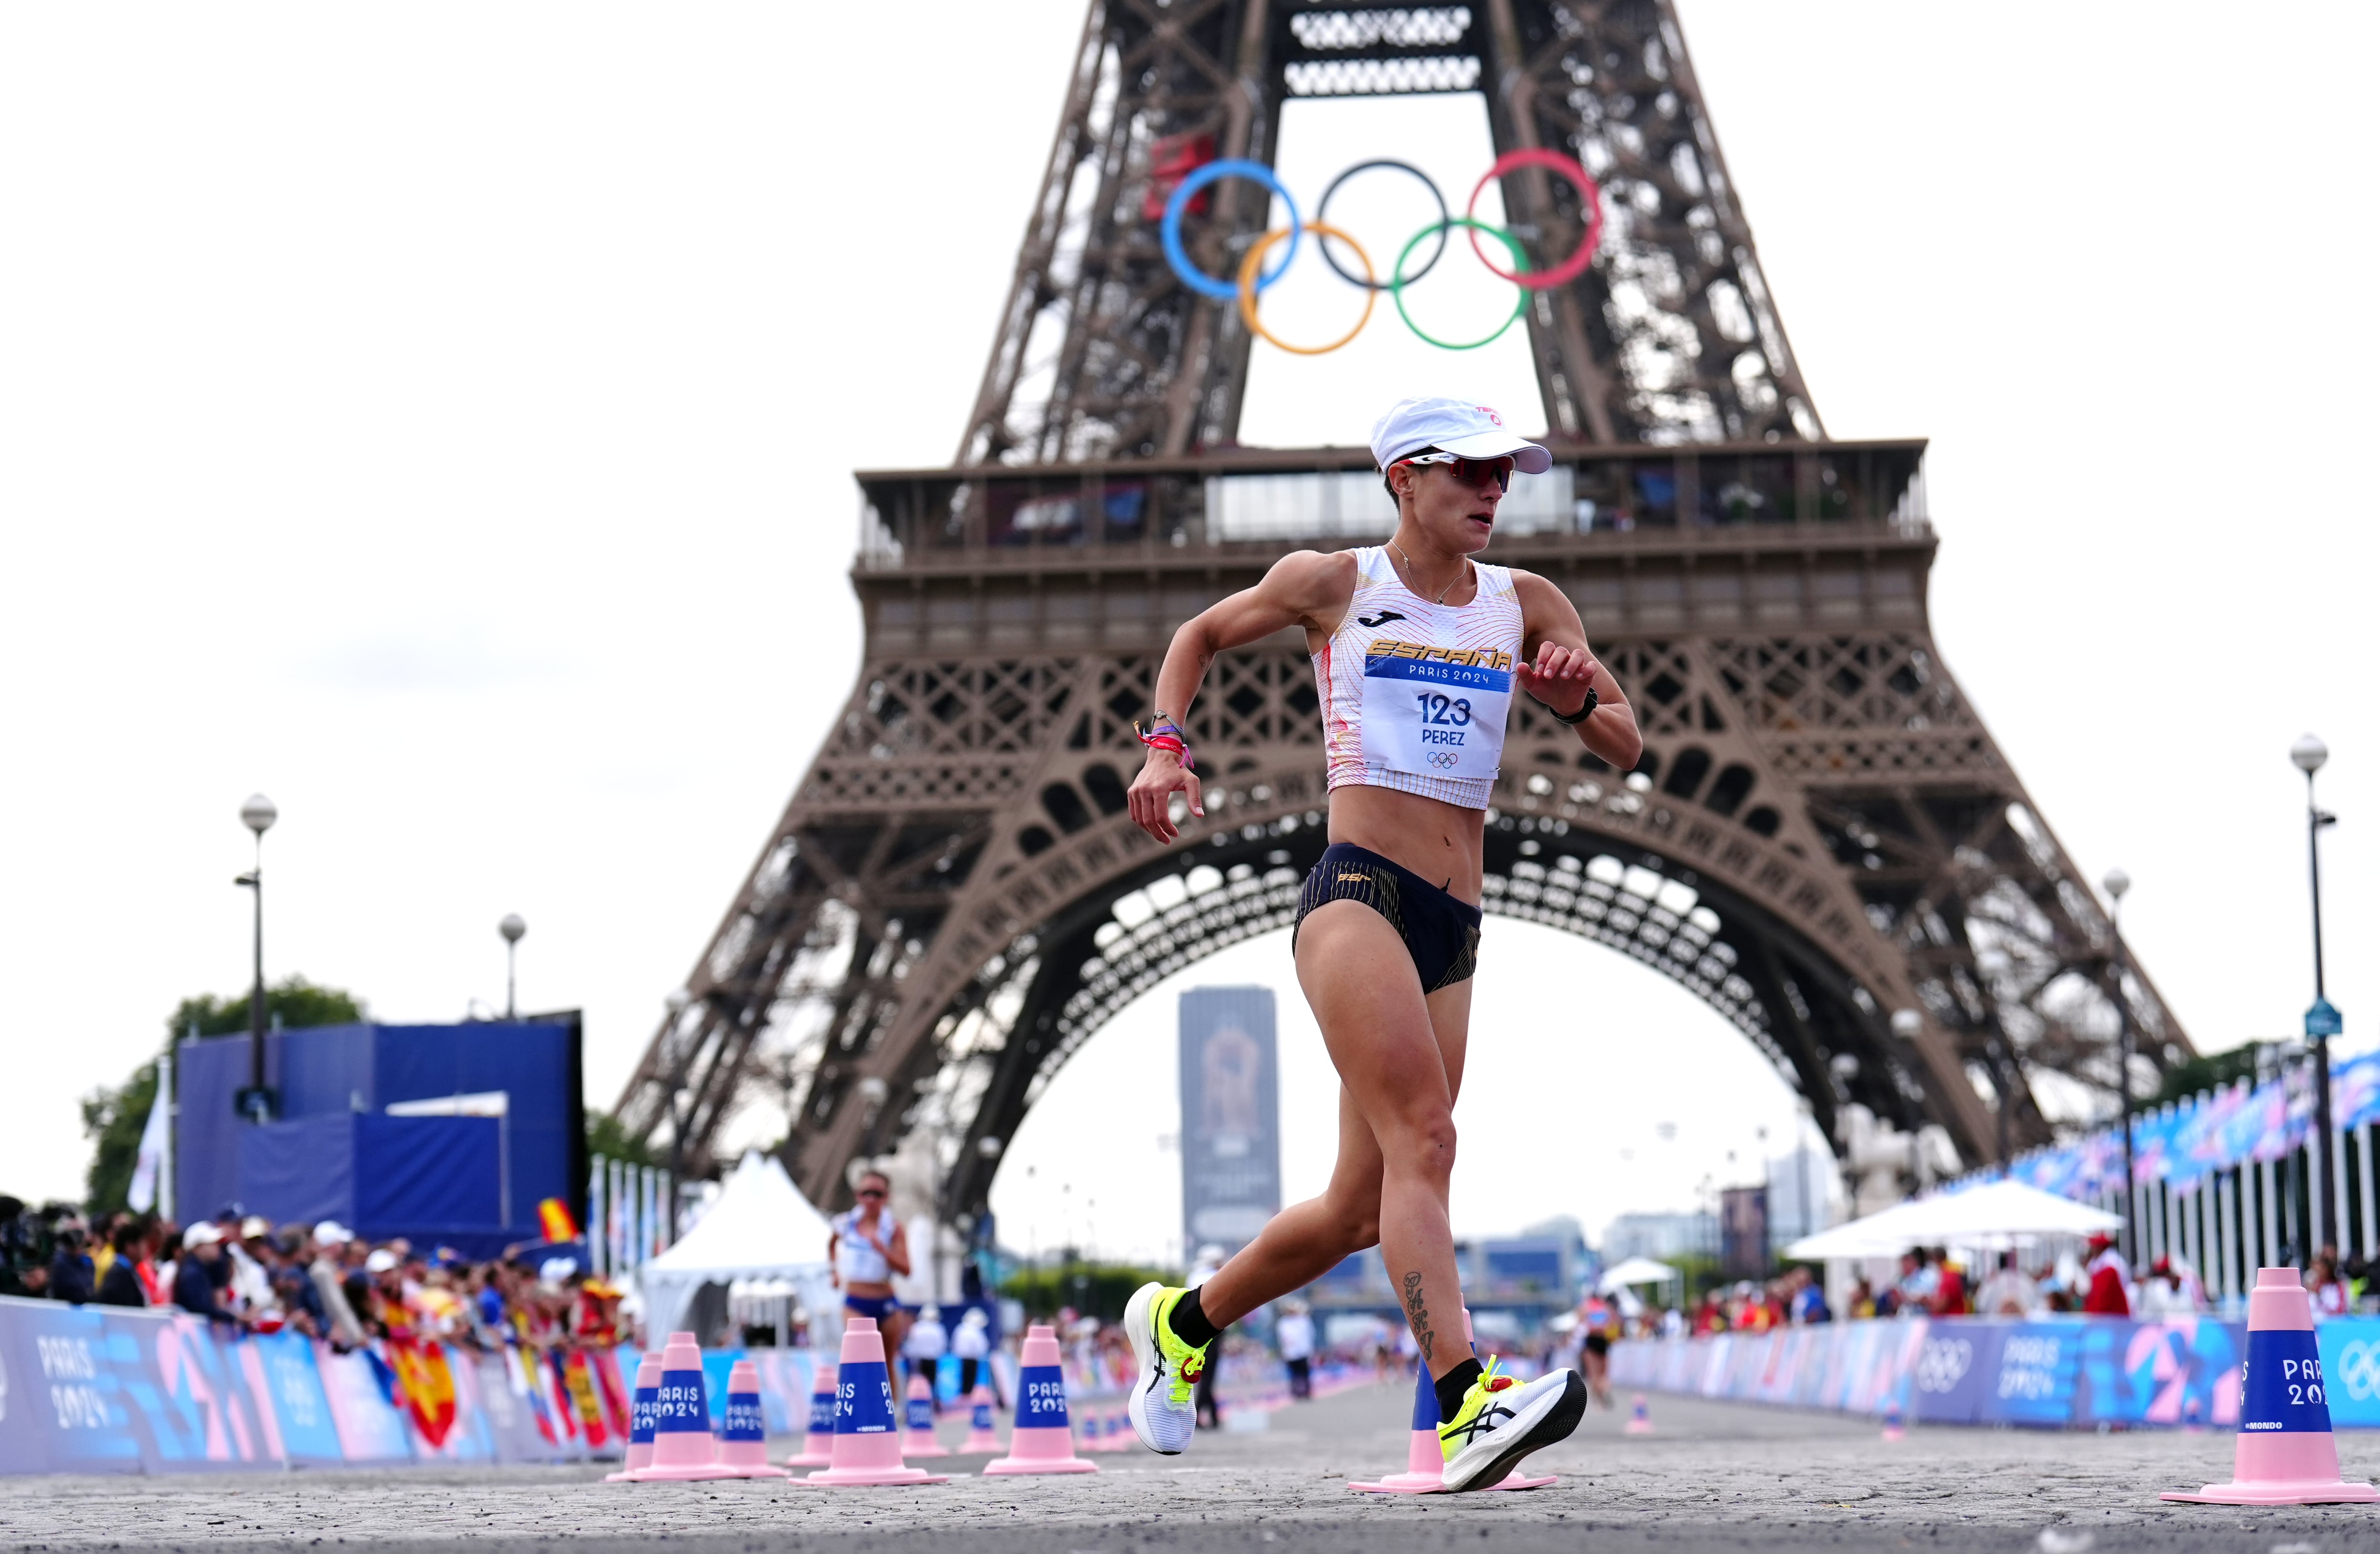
[1128,549,1355,843]
[1511,571,1645,772]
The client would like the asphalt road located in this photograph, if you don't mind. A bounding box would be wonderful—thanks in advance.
[6,1379,2380,1554]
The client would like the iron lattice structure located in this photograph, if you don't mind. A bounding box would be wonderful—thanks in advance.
[959,0,1820,466]
[615,1,2190,1222]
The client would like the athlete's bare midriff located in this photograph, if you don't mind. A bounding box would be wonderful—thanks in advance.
[1326,784,1485,903]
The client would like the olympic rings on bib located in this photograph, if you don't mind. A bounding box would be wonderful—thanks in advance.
[1239,223,1378,356]
[1157,149,1601,350]
[1465,149,1604,290]
[1163,159,1303,300]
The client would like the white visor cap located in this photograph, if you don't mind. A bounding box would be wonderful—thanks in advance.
[1370,397,1551,476]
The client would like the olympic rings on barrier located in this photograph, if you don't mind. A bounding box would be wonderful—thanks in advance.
[1394,217,1531,352]
[1158,149,1602,349]
[1239,223,1378,356]
[1163,159,1303,301]
[1315,159,1448,291]
[1465,149,1604,290]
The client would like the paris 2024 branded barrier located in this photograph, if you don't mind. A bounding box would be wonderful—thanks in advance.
[0,1294,655,1476]
[1611,1315,2380,1430]
[0,1295,1032,1477]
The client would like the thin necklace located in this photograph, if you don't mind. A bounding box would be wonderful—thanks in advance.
[1392,539,1469,605]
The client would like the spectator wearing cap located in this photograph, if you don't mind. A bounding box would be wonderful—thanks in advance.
[47,1222,95,1305]
[174,1224,241,1325]
[903,1302,950,1390]
[952,1306,994,1404]
[309,1223,367,1349]
[2081,1232,2131,1316]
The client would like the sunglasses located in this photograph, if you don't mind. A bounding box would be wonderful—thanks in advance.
[856,1188,886,1200]
[1401,451,1514,492]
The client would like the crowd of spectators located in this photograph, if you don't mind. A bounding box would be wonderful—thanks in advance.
[0,1196,625,1354]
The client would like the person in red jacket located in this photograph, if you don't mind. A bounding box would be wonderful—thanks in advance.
[2081,1232,2131,1316]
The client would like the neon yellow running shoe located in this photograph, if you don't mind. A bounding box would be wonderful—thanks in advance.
[1437,1356,1587,1492]
[1123,1282,1210,1454]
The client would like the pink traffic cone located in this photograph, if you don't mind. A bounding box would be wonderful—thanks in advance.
[783,1355,836,1468]
[603,1350,664,1482]
[1349,1354,1555,1494]
[1349,1362,1453,1494]
[624,1332,737,1481]
[717,1359,787,1478]
[1624,1393,1655,1436]
[2163,1266,2380,1505]
[958,1384,1002,1453]
[798,1317,948,1487]
[1880,1396,1905,1443]
[1464,1309,1554,1491]
[902,1372,949,1459]
[983,1324,1097,1475]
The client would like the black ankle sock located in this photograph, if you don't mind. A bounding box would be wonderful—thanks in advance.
[1169,1285,1221,1349]
[1435,1357,1483,1423]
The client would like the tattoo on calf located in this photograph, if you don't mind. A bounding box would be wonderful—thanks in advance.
[1401,1270,1437,1365]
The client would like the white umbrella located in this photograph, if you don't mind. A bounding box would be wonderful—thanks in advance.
[1597,1255,1681,1291]
[1786,1178,2122,1260]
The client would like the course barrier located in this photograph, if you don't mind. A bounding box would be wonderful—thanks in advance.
[1611,1315,2380,1430]
[0,1295,1041,1476]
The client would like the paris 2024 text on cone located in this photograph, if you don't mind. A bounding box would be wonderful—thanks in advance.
[798,1317,949,1487]
[959,1384,1003,1453]
[716,1358,788,1478]
[604,1350,664,1483]
[2164,1266,2379,1506]
[624,1332,736,1482]
[902,1372,950,1459]
[983,1324,1097,1475]
[783,1356,836,1468]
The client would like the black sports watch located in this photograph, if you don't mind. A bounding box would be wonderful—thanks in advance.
[1549,687,1597,726]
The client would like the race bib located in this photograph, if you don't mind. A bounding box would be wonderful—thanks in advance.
[1359,639,1512,782]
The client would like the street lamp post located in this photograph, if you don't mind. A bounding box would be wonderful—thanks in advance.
[2104,867,2135,1262]
[664,987,692,1241]
[498,914,526,1020]
[2292,734,2342,1257]
[234,794,278,1122]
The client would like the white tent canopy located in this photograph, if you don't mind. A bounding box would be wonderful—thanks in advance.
[638,1153,838,1345]
[1785,1178,2122,1261]
[1598,1256,1681,1291]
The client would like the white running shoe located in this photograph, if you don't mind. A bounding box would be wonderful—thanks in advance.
[1123,1281,1209,1454]
[1437,1359,1587,1492]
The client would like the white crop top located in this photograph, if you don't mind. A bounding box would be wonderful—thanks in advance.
[1313,547,1526,810]
[832,1208,892,1285]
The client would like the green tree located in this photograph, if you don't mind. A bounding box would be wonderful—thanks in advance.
[2153,1041,2268,1108]
[1000,1261,1180,1324]
[585,1109,659,1169]
[81,977,366,1215]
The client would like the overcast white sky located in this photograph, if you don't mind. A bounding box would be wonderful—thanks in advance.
[4,5,2374,1258]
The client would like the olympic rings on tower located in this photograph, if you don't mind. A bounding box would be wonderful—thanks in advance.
[1158,149,1602,353]
[1465,149,1604,289]
[1239,223,1378,356]
[1315,159,1448,290]
[1162,159,1303,300]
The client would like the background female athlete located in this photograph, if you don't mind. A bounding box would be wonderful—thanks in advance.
[1119,398,1644,1491]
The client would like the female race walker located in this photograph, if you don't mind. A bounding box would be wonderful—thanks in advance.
[1121,397,1643,1492]
[827,1169,912,1365]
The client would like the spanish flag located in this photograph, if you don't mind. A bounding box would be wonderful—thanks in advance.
[537,1196,580,1244]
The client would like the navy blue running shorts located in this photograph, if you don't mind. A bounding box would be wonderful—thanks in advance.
[1292,842,1482,992]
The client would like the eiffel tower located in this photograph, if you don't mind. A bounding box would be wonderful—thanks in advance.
[615,0,2190,1225]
